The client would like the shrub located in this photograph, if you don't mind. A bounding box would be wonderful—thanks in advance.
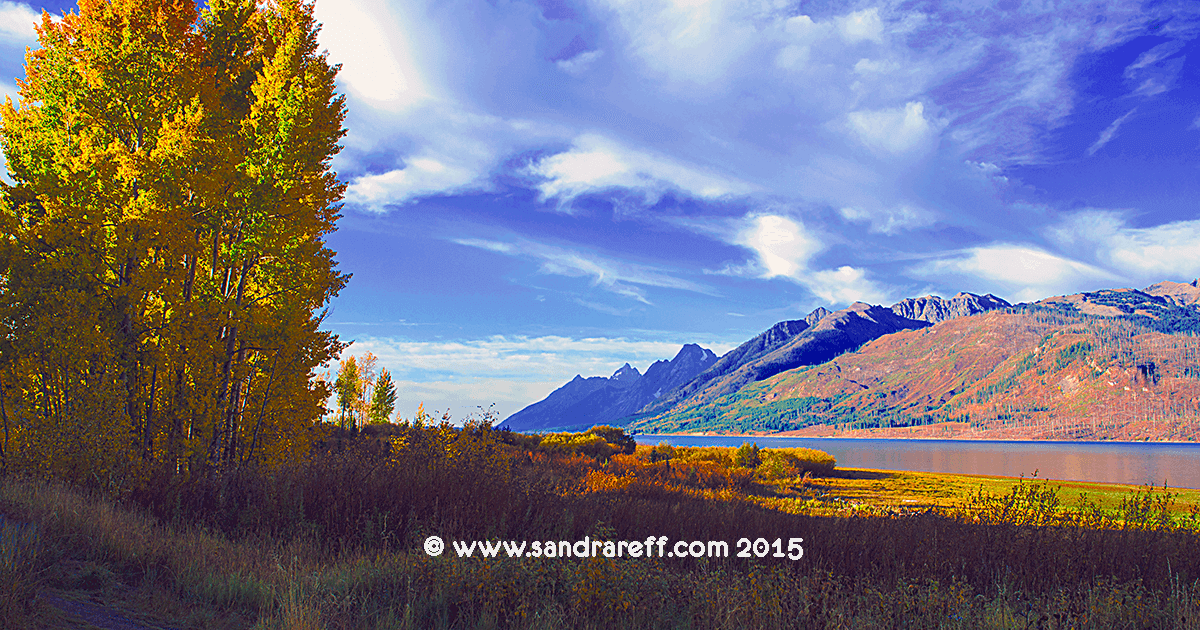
[586,426,637,454]
[649,441,675,462]
[734,442,761,468]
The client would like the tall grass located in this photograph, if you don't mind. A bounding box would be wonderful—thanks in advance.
[4,422,1200,628]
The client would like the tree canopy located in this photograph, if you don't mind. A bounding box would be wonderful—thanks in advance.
[0,0,348,487]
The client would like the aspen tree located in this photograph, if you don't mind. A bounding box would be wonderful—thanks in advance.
[0,0,348,485]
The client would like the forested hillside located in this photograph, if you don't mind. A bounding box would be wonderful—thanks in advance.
[629,288,1200,439]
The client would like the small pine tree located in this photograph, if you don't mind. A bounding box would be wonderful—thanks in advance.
[369,368,396,424]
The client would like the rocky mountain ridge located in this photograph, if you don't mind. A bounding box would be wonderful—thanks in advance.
[504,292,1010,431]
[499,344,717,432]
[627,279,1200,439]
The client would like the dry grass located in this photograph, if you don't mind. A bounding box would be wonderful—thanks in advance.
[4,423,1200,628]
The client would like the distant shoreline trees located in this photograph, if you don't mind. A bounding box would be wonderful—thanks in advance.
[0,0,348,488]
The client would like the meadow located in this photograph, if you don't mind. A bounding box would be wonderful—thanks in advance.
[4,420,1200,629]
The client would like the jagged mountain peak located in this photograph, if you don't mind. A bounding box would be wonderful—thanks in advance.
[804,307,829,327]
[500,344,716,432]
[610,363,641,383]
[890,292,1011,324]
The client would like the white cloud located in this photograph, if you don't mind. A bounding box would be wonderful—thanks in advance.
[846,101,938,156]
[913,244,1117,302]
[737,214,821,279]
[347,156,478,206]
[837,8,883,43]
[1086,109,1136,157]
[1049,211,1200,281]
[809,265,889,304]
[839,204,935,235]
[527,133,751,205]
[315,0,427,109]
[0,1,39,40]
[453,236,717,303]
[732,214,889,304]
[557,50,604,76]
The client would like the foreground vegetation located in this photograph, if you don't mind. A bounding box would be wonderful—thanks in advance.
[3,421,1200,629]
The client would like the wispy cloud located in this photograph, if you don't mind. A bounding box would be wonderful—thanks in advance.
[1087,109,1136,157]
[911,244,1118,303]
[838,204,936,235]
[452,237,717,304]
[526,133,752,207]
[1124,40,1185,99]
[1049,211,1200,282]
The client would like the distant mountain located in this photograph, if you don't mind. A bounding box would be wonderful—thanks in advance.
[632,295,1011,422]
[637,311,826,418]
[500,344,718,432]
[632,304,933,419]
[625,280,1200,440]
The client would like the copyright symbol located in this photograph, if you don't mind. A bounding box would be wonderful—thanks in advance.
[424,535,444,556]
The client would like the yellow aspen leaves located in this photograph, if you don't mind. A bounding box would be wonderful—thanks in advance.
[0,0,348,487]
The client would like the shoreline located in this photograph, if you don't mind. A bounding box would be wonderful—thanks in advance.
[629,419,1200,444]
[635,432,1200,445]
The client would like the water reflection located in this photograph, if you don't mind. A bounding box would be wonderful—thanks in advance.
[636,436,1200,489]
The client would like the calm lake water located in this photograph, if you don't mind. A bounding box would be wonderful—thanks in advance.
[635,435,1200,489]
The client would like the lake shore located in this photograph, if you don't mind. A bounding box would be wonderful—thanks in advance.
[637,419,1200,443]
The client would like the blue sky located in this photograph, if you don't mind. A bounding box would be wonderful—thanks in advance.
[5,0,1200,420]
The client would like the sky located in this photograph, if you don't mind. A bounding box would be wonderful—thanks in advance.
[5,0,1200,421]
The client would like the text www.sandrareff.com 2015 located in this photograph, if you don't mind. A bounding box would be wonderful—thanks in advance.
[423,535,805,560]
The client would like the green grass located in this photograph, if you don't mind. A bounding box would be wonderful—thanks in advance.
[809,468,1200,513]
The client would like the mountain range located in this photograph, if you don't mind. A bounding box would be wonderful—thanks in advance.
[500,343,718,432]
[502,281,1200,439]
[500,291,1012,432]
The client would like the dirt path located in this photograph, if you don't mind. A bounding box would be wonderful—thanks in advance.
[38,591,180,630]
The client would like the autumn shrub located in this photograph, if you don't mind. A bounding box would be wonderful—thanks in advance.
[649,441,675,462]
[734,442,762,468]
[669,445,734,466]
[585,425,636,454]
[539,432,616,459]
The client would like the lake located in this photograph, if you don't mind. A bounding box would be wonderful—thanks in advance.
[635,435,1200,489]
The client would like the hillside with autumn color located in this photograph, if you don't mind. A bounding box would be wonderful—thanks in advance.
[627,282,1200,440]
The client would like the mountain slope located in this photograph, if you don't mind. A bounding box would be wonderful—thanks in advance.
[637,311,825,417]
[627,281,1200,439]
[500,374,616,432]
[633,294,1010,423]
